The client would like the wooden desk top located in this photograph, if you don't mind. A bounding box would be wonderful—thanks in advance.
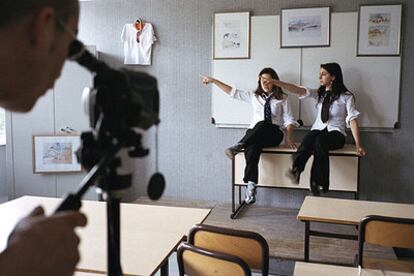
[0,196,211,276]
[257,144,358,155]
[294,262,414,276]
[297,196,414,225]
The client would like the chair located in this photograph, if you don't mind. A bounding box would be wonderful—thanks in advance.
[177,242,251,276]
[188,224,269,276]
[358,215,414,272]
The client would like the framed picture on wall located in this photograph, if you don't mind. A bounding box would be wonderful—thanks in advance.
[213,11,251,59]
[357,4,402,56]
[33,135,81,173]
[280,7,331,48]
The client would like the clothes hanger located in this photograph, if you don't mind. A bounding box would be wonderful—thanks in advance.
[134,18,146,43]
[134,18,145,31]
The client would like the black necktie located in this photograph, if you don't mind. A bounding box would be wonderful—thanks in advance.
[321,93,331,123]
[264,96,272,123]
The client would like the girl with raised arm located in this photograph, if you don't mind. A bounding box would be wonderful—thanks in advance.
[202,68,299,204]
[270,62,366,195]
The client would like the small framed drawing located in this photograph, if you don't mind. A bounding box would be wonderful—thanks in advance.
[33,135,81,173]
[357,4,402,56]
[213,11,251,59]
[280,7,331,48]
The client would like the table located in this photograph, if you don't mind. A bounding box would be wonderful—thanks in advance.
[232,145,360,219]
[0,196,211,276]
[294,261,414,276]
[297,196,414,262]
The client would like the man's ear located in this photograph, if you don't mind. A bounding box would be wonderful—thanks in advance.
[28,6,55,48]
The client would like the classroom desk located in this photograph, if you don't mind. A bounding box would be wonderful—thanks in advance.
[297,196,414,262]
[294,261,414,276]
[0,196,211,276]
[232,144,360,219]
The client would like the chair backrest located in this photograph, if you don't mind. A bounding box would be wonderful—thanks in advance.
[188,224,269,276]
[358,215,414,272]
[177,242,251,276]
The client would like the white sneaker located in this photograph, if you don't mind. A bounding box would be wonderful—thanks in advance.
[245,182,257,205]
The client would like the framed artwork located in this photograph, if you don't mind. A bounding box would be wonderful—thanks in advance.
[33,135,81,173]
[357,4,402,56]
[213,11,251,59]
[280,7,331,48]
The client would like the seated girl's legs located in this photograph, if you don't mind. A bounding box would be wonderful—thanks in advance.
[239,121,269,146]
[260,123,284,148]
[243,143,262,183]
[242,123,284,204]
[292,130,322,173]
[243,123,284,183]
[312,130,345,192]
[326,130,346,150]
[225,122,268,159]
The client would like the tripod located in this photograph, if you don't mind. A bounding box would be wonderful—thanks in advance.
[54,130,147,276]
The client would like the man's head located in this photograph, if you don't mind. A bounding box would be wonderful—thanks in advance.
[0,0,80,112]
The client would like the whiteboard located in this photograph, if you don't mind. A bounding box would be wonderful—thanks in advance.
[212,13,401,129]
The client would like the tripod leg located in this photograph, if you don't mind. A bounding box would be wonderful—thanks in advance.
[108,195,122,276]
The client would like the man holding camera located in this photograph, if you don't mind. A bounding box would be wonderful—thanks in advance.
[0,1,87,275]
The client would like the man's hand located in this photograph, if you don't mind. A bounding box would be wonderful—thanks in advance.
[0,206,87,276]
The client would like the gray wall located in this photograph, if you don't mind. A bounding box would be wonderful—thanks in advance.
[74,0,413,207]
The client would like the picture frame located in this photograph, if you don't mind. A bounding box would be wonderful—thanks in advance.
[357,4,402,56]
[33,135,82,173]
[213,11,251,59]
[280,7,331,48]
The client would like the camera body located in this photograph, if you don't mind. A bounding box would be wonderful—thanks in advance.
[84,68,160,134]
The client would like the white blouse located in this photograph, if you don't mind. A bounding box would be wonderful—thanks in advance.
[121,23,157,65]
[230,87,299,129]
[300,88,360,136]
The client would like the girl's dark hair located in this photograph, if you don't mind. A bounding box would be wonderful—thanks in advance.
[0,0,79,29]
[317,62,353,103]
[255,67,286,100]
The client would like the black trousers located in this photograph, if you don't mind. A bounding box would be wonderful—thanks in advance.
[292,128,345,191]
[239,121,284,183]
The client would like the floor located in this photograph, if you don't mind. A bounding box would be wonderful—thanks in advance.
[136,196,396,276]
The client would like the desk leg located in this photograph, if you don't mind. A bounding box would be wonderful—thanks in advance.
[304,221,310,262]
[161,260,169,276]
[232,183,235,213]
[238,186,242,205]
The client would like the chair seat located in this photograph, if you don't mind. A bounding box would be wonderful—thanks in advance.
[363,257,414,273]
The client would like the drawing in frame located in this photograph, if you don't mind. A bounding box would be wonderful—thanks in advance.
[33,135,81,173]
[280,7,331,48]
[357,4,402,56]
[213,11,250,59]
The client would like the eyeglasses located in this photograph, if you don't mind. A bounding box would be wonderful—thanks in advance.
[54,17,86,60]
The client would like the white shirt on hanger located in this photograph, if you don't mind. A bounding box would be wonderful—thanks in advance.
[230,87,299,129]
[300,87,360,136]
[121,23,157,65]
